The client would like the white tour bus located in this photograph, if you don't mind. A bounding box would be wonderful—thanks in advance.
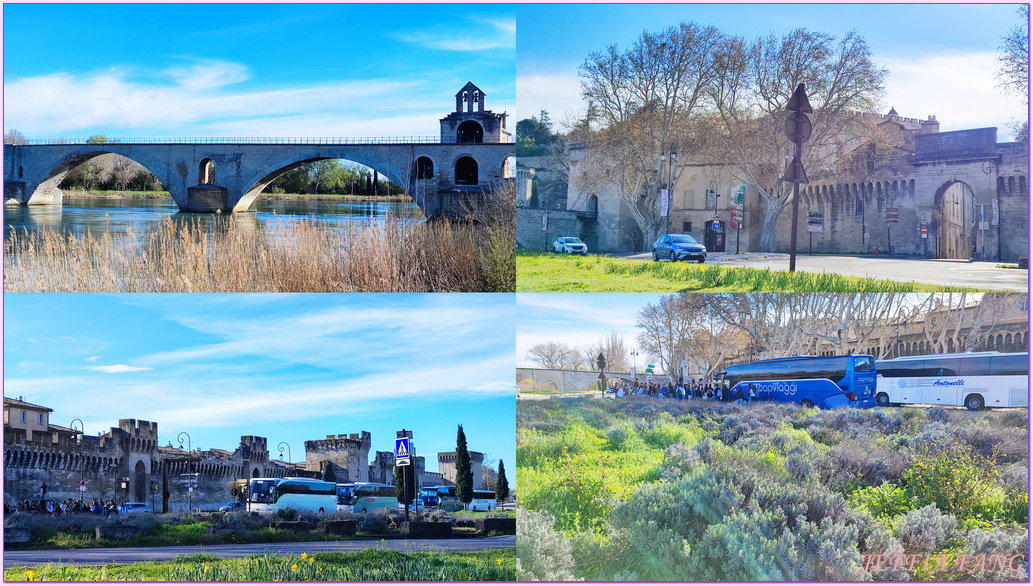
[351,482,399,513]
[248,477,337,513]
[875,351,1028,410]
[439,486,497,511]
[468,489,498,511]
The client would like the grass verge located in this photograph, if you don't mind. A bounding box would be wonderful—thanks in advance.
[516,251,977,292]
[5,548,515,581]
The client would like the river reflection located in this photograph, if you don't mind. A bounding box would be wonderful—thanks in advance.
[3,196,423,242]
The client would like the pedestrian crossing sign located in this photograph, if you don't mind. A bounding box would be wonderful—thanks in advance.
[395,437,411,466]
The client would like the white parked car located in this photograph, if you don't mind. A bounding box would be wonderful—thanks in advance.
[553,237,588,255]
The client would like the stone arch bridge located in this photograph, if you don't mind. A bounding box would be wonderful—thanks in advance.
[3,138,513,217]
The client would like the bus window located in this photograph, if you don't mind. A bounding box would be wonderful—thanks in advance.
[853,356,874,372]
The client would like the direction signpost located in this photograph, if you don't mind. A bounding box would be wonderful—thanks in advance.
[782,84,812,272]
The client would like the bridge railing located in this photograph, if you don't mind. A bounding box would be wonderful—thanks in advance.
[19,137,444,145]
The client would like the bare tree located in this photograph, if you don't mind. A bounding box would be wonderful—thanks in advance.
[904,293,1026,355]
[576,22,722,247]
[111,155,136,192]
[4,129,26,145]
[997,5,1029,107]
[525,341,586,370]
[582,331,631,373]
[706,29,887,251]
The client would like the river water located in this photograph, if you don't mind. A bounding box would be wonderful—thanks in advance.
[3,196,423,243]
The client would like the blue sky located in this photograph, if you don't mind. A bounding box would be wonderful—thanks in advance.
[517,293,662,369]
[3,4,516,139]
[4,294,516,478]
[519,3,1028,140]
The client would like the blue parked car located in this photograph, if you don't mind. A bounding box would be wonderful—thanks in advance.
[653,234,707,263]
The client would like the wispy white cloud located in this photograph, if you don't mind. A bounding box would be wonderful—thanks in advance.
[85,356,100,361]
[163,60,250,91]
[86,364,152,373]
[395,17,516,52]
[2,65,441,137]
[516,72,585,130]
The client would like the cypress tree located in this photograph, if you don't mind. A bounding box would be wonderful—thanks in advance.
[394,463,416,509]
[455,424,474,507]
[495,459,510,503]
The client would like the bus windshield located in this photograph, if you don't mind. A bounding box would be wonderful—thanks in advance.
[249,479,275,503]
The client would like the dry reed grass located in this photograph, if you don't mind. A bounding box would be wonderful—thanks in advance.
[4,216,492,292]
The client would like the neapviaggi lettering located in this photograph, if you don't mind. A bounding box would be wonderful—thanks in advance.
[758,382,797,396]
[863,553,1027,577]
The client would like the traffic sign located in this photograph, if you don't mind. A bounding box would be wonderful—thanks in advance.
[885,207,899,223]
[395,437,411,466]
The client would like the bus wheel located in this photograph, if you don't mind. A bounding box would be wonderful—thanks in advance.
[801,399,814,408]
[318,507,325,514]
[361,508,367,513]
[965,394,985,411]
[876,393,890,407]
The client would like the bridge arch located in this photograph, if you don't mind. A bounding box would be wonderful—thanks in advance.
[236,153,415,213]
[18,146,177,207]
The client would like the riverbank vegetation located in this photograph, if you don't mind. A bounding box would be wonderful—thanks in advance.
[516,252,977,292]
[5,548,515,581]
[516,397,1028,581]
[4,186,514,293]
[55,155,405,196]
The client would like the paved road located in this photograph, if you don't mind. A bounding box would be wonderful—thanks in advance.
[2,535,515,568]
[618,252,1027,291]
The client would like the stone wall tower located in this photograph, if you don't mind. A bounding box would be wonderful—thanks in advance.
[304,431,372,483]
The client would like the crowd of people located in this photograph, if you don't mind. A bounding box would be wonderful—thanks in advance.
[5,496,128,516]
[610,380,757,405]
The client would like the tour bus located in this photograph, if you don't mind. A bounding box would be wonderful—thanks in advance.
[719,354,877,409]
[335,483,354,513]
[419,486,443,508]
[875,351,1028,410]
[435,486,497,511]
[248,477,336,514]
[350,482,398,513]
[468,490,497,511]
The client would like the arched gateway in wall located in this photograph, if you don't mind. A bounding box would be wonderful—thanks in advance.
[935,180,976,260]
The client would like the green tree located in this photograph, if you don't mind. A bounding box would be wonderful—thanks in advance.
[455,424,474,507]
[86,134,108,144]
[495,459,510,503]
[516,115,557,157]
[394,462,417,510]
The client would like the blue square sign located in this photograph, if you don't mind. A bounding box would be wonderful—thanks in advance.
[395,437,411,466]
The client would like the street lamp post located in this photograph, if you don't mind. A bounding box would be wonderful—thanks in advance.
[70,419,85,503]
[178,431,192,513]
[630,350,639,383]
[278,442,293,476]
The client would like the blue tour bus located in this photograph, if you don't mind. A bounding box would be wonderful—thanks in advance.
[719,354,877,409]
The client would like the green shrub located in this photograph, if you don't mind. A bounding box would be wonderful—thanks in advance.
[848,482,915,519]
[903,441,1000,521]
